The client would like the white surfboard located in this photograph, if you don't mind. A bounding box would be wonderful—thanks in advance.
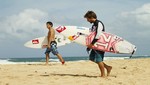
[24,34,71,49]
[55,26,137,55]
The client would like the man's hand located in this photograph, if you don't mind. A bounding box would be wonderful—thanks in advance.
[47,45,51,49]
[87,44,93,49]
[86,48,91,54]
[42,45,47,49]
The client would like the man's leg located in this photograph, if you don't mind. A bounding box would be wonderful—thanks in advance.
[95,50,107,77]
[104,63,112,76]
[45,47,50,65]
[45,53,50,65]
[90,50,105,77]
[97,62,105,77]
[51,42,65,64]
[56,54,65,64]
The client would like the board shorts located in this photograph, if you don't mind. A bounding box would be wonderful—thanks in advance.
[89,49,105,63]
[45,41,59,55]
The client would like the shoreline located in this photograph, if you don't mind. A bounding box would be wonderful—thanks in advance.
[0,57,150,65]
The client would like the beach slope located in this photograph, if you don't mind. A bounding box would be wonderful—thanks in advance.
[0,58,150,85]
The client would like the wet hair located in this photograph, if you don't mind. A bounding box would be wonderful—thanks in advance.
[46,21,53,27]
[84,11,97,19]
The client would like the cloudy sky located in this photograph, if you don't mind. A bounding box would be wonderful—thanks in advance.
[0,0,150,58]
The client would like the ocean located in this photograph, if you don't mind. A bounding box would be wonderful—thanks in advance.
[0,56,149,64]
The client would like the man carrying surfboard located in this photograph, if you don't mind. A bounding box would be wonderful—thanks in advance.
[44,21,65,65]
[84,11,112,77]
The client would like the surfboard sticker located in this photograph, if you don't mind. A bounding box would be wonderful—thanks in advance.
[56,26,66,33]
[32,39,39,44]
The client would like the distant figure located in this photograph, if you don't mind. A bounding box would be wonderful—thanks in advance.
[84,11,112,77]
[44,21,65,65]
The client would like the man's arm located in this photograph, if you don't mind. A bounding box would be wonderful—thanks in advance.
[91,22,103,45]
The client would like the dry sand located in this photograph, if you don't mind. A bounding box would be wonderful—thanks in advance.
[0,58,150,85]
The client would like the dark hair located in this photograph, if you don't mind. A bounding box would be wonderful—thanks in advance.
[46,21,53,27]
[84,11,97,19]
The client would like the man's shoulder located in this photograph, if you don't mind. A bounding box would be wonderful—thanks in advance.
[96,20,103,24]
[93,20,100,26]
[50,27,54,31]
[96,20,104,27]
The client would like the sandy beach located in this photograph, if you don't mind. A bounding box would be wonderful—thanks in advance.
[0,58,150,85]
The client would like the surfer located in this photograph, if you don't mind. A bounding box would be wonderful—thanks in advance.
[84,11,112,77]
[44,21,65,65]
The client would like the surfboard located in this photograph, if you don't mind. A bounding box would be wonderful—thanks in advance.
[24,34,71,49]
[55,26,137,55]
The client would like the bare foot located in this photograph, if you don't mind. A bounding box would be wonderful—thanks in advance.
[61,61,65,65]
[107,66,112,76]
[100,75,107,78]
[45,63,49,66]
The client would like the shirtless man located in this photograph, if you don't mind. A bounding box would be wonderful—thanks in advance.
[44,21,65,65]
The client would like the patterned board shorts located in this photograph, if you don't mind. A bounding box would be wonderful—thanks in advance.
[45,41,59,55]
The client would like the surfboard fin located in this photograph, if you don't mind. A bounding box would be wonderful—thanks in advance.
[130,50,135,58]
[130,47,137,58]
